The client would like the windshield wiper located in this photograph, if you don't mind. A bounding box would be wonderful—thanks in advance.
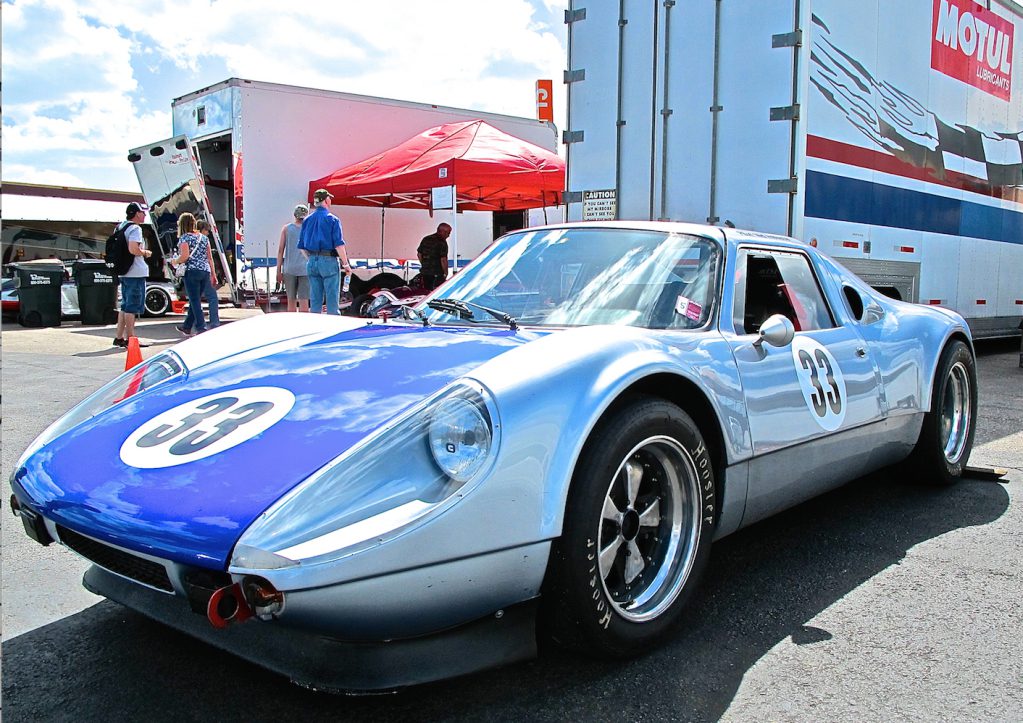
[400,304,430,326]
[427,298,518,331]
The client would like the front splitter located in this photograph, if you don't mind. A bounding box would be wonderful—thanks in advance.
[83,565,538,693]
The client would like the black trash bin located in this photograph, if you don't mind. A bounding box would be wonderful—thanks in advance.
[13,262,65,328]
[73,259,119,325]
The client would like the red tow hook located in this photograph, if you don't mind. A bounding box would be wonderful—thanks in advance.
[207,583,254,629]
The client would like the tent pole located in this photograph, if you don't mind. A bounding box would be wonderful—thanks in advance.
[451,190,458,278]
[380,205,386,272]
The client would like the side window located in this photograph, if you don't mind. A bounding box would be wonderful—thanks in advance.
[735,249,835,334]
[843,285,865,320]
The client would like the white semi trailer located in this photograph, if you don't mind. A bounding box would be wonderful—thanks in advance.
[563,0,1022,338]
[130,78,559,297]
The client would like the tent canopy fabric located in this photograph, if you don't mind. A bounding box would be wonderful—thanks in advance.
[308,120,564,212]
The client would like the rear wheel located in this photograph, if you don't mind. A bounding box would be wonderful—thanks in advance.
[908,340,977,485]
[543,396,715,657]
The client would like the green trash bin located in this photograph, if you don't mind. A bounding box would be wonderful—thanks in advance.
[13,262,64,328]
[73,259,119,325]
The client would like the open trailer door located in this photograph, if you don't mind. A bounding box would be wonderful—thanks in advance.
[128,136,237,304]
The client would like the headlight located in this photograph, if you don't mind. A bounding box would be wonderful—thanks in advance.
[13,352,185,472]
[429,397,491,481]
[232,381,500,570]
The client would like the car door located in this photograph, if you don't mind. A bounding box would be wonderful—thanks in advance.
[725,246,888,525]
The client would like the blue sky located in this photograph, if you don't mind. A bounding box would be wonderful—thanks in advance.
[2,0,567,191]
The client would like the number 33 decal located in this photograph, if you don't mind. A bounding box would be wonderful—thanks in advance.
[791,337,847,432]
[120,387,295,469]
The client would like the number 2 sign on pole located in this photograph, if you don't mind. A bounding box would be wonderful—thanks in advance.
[536,79,553,122]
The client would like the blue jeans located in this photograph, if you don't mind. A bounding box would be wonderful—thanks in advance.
[183,268,219,332]
[306,255,340,315]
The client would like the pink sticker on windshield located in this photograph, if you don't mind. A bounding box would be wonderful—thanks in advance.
[675,295,703,321]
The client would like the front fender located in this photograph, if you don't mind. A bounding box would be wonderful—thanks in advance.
[468,325,747,540]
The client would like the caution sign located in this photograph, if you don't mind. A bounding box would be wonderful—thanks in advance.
[583,189,617,221]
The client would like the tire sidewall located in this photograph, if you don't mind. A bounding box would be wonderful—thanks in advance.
[549,397,715,656]
[925,340,978,482]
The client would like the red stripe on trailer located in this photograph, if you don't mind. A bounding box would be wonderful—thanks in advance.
[1016,300,1023,305]
[927,299,943,305]
[898,246,915,253]
[976,299,987,305]
[842,241,859,249]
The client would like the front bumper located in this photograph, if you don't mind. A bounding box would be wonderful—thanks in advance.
[12,488,549,690]
[84,565,539,693]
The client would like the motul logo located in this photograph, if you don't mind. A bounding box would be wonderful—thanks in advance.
[932,0,1014,100]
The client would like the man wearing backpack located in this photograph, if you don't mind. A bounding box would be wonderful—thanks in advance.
[113,202,152,348]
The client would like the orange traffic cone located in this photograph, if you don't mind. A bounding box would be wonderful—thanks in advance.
[125,336,143,370]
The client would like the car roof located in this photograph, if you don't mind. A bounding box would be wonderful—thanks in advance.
[516,220,813,256]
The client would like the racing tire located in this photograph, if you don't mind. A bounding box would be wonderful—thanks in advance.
[143,287,171,317]
[907,340,977,485]
[345,292,375,317]
[542,395,716,658]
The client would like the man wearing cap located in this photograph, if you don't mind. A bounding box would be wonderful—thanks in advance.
[113,202,152,348]
[298,188,352,315]
[277,203,310,312]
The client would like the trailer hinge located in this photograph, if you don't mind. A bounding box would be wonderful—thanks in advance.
[661,108,673,117]
[563,130,585,144]
[768,177,799,194]
[770,104,800,122]
[563,191,584,204]
[565,8,587,23]
[663,0,676,7]
[564,69,586,84]
[709,105,723,113]
[616,119,627,127]
[707,216,720,224]
[619,17,629,27]
[772,29,803,48]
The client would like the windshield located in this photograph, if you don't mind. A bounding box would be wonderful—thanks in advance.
[421,227,721,329]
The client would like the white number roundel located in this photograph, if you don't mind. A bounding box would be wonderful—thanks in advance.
[120,386,296,469]
[790,337,847,432]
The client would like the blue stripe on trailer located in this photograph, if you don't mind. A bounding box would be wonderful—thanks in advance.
[805,171,1023,245]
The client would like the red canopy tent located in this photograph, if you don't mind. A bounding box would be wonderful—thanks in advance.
[308,119,564,273]
[308,119,565,213]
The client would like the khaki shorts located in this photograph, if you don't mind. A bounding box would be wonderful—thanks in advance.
[283,273,309,300]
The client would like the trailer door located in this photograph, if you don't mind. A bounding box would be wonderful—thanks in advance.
[128,136,236,303]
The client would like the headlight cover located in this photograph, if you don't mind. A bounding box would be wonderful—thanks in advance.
[232,380,501,570]
[13,352,185,472]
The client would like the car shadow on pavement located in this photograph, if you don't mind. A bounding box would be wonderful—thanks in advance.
[0,471,1009,721]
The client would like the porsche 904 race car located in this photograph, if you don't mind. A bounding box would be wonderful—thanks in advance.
[10,222,977,692]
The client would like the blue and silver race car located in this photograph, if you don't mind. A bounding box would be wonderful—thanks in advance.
[10,221,977,691]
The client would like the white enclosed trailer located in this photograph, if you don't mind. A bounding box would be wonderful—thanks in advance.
[564,0,1022,338]
[133,78,558,291]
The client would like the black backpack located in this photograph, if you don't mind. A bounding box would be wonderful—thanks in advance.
[104,223,135,276]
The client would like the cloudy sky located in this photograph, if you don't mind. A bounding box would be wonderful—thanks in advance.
[2,0,567,192]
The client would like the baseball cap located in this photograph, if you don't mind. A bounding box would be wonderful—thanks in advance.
[294,204,309,218]
[125,201,148,218]
[313,189,334,202]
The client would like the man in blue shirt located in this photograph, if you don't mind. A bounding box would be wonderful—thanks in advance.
[298,188,352,314]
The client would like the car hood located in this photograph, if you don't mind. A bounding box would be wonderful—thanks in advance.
[16,320,547,568]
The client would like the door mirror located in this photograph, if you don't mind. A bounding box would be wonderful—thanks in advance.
[753,314,795,348]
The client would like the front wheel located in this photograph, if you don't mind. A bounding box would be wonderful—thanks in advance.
[908,339,977,485]
[543,396,715,657]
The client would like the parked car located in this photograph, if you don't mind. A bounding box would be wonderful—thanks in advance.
[10,222,977,692]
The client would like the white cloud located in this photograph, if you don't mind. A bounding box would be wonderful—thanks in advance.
[3,0,567,190]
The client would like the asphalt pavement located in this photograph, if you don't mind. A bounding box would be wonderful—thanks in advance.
[1,318,1020,722]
